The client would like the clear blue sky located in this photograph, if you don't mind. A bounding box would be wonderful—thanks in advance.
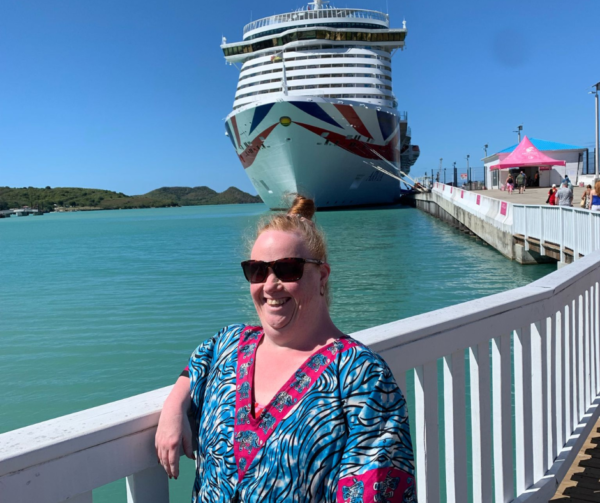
[1,0,598,195]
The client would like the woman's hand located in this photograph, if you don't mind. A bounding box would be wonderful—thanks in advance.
[155,376,194,479]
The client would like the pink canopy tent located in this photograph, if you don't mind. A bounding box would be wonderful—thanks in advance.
[489,136,566,171]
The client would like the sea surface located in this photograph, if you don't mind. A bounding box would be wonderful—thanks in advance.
[0,204,555,501]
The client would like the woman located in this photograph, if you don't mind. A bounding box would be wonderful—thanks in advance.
[591,181,600,212]
[155,195,416,503]
[547,184,557,206]
[506,174,514,194]
[582,185,592,209]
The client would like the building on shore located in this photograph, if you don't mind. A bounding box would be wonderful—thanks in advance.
[483,138,588,189]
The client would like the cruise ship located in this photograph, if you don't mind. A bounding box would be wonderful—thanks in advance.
[221,0,420,209]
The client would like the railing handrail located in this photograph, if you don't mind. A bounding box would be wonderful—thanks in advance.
[0,386,171,478]
[243,9,389,36]
[512,203,600,259]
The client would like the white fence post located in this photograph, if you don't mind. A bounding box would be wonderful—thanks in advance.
[524,208,529,251]
[413,366,427,500]
[424,361,440,501]
[447,350,468,502]
[126,465,169,503]
[573,210,579,260]
[543,317,554,473]
[560,209,565,262]
[492,334,514,503]
[540,207,545,255]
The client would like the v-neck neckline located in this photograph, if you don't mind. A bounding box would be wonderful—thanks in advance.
[233,325,357,482]
[246,329,345,422]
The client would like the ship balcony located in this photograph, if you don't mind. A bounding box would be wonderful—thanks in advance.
[222,27,406,64]
[242,8,389,40]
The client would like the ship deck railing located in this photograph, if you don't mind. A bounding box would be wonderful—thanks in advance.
[243,9,389,37]
[2,250,600,502]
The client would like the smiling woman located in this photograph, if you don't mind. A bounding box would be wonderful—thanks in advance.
[155,195,417,503]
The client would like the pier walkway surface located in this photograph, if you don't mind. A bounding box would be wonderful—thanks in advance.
[551,416,600,502]
[473,186,586,206]
[2,248,600,502]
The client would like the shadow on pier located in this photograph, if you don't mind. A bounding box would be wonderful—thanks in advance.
[552,418,600,502]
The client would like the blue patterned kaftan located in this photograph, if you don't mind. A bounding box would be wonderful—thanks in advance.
[188,324,416,503]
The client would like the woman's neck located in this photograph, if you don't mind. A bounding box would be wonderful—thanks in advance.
[262,316,344,353]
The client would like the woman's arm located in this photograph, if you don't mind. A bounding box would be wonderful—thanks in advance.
[155,376,193,479]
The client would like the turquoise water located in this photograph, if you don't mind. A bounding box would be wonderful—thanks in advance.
[0,204,554,501]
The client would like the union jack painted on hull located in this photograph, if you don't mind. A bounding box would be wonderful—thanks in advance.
[225,97,419,209]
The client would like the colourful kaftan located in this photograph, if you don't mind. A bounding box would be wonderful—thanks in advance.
[188,324,416,503]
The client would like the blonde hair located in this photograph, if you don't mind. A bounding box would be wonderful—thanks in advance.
[595,181,600,195]
[254,195,330,305]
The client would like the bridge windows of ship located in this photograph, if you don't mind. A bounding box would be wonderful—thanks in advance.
[222,29,405,57]
[244,22,389,41]
[242,9,389,37]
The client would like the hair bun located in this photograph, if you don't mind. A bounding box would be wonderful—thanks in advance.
[287,195,315,220]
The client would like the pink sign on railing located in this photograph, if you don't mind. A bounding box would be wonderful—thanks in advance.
[450,187,453,194]
[500,201,507,216]
[476,195,481,205]
[461,190,464,198]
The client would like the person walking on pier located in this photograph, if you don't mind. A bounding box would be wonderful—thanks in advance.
[557,181,573,207]
[547,184,557,205]
[581,185,592,209]
[591,181,600,212]
[516,171,526,194]
[155,195,416,503]
[506,174,514,194]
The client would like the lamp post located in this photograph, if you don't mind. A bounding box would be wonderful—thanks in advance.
[514,124,523,143]
[483,144,488,188]
[466,154,470,190]
[439,158,443,182]
[592,82,600,178]
[453,162,457,186]
[444,168,446,184]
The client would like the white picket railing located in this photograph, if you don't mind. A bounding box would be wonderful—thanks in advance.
[433,184,600,261]
[432,183,513,233]
[513,205,600,260]
[2,252,600,502]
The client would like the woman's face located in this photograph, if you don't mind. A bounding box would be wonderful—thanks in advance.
[249,230,329,335]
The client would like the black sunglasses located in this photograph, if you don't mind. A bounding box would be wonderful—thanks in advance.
[241,257,324,284]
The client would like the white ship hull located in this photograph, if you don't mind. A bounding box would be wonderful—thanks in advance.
[225,97,418,209]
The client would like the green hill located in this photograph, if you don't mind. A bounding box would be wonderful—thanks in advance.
[0,185,262,211]
[143,186,262,205]
[144,186,218,204]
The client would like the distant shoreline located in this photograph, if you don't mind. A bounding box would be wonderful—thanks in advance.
[0,185,262,212]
